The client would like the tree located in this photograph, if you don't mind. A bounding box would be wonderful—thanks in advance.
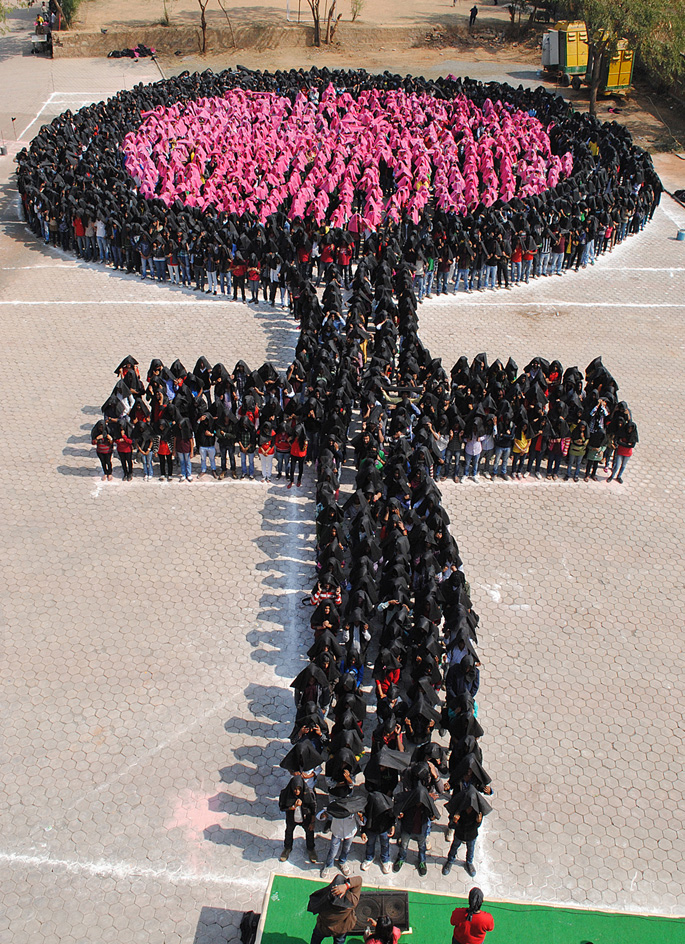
[197,0,210,52]
[570,0,685,116]
[306,0,322,46]
[1,0,31,30]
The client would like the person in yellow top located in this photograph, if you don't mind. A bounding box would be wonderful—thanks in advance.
[511,422,531,477]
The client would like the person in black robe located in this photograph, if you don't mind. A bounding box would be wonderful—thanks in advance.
[278,774,318,863]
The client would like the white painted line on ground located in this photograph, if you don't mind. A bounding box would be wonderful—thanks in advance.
[19,92,58,141]
[61,695,237,816]
[1,264,77,270]
[0,850,262,889]
[18,91,118,140]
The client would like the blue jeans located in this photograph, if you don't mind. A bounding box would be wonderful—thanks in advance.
[436,271,449,294]
[325,835,353,869]
[550,252,564,274]
[485,264,497,288]
[455,268,470,292]
[472,266,486,290]
[537,251,550,276]
[464,453,481,478]
[610,454,630,479]
[510,261,522,283]
[219,270,232,295]
[444,450,460,479]
[178,452,192,478]
[581,240,595,266]
[424,270,434,297]
[241,451,255,477]
[207,270,218,292]
[522,258,534,282]
[97,235,108,263]
[414,274,425,301]
[153,259,166,281]
[276,452,290,476]
[447,837,476,865]
[199,445,216,473]
[547,451,564,477]
[140,256,150,278]
[566,454,583,479]
[141,453,154,477]
[179,256,192,284]
[364,831,391,864]
[492,446,511,476]
[396,824,428,866]
[434,448,447,480]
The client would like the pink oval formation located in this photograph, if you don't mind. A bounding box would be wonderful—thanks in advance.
[122,85,573,227]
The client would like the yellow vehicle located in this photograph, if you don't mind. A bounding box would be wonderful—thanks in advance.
[542,22,634,93]
[541,21,589,85]
[585,40,634,93]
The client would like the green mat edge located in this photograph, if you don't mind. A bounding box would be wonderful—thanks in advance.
[255,871,685,944]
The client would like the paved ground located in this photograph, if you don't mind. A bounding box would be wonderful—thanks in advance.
[1,29,685,944]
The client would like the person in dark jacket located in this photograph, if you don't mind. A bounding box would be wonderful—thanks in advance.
[309,875,362,944]
[279,774,318,864]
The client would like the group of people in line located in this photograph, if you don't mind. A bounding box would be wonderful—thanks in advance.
[91,349,637,487]
[92,356,311,485]
[18,69,661,307]
[279,246,494,883]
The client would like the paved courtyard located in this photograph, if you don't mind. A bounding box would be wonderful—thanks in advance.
[1,30,685,944]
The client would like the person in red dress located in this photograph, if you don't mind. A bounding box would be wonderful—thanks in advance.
[450,888,494,944]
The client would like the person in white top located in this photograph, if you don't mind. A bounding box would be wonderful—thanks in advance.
[464,428,484,480]
[318,799,364,880]
[95,218,108,264]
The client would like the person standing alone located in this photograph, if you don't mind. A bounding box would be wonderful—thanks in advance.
[450,888,494,944]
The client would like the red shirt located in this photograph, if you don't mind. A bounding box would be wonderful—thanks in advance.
[451,908,494,944]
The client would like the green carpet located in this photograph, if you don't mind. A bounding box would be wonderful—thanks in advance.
[259,874,684,944]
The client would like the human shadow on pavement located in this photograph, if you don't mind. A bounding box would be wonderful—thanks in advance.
[193,905,244,944]
[203,824,282,860]
[208,790,280,821]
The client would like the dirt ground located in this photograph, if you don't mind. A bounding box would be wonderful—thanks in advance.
[74,0,517,33]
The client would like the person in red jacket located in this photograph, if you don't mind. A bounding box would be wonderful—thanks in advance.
[450,888,493,944]
[115,428,134,481]
[288,424,308,489]
[93,422,113,480]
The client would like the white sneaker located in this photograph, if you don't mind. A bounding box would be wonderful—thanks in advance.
[381,862,392,874]
[320,866,333,880]
[360,860,372,871]
[338,861,351,877]
[425,838,432,851]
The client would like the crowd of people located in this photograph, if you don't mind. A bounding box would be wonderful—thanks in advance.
[17,69,661,301]
[91,352,637,486]
[278,250,495,881]
[65,68,647,892]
